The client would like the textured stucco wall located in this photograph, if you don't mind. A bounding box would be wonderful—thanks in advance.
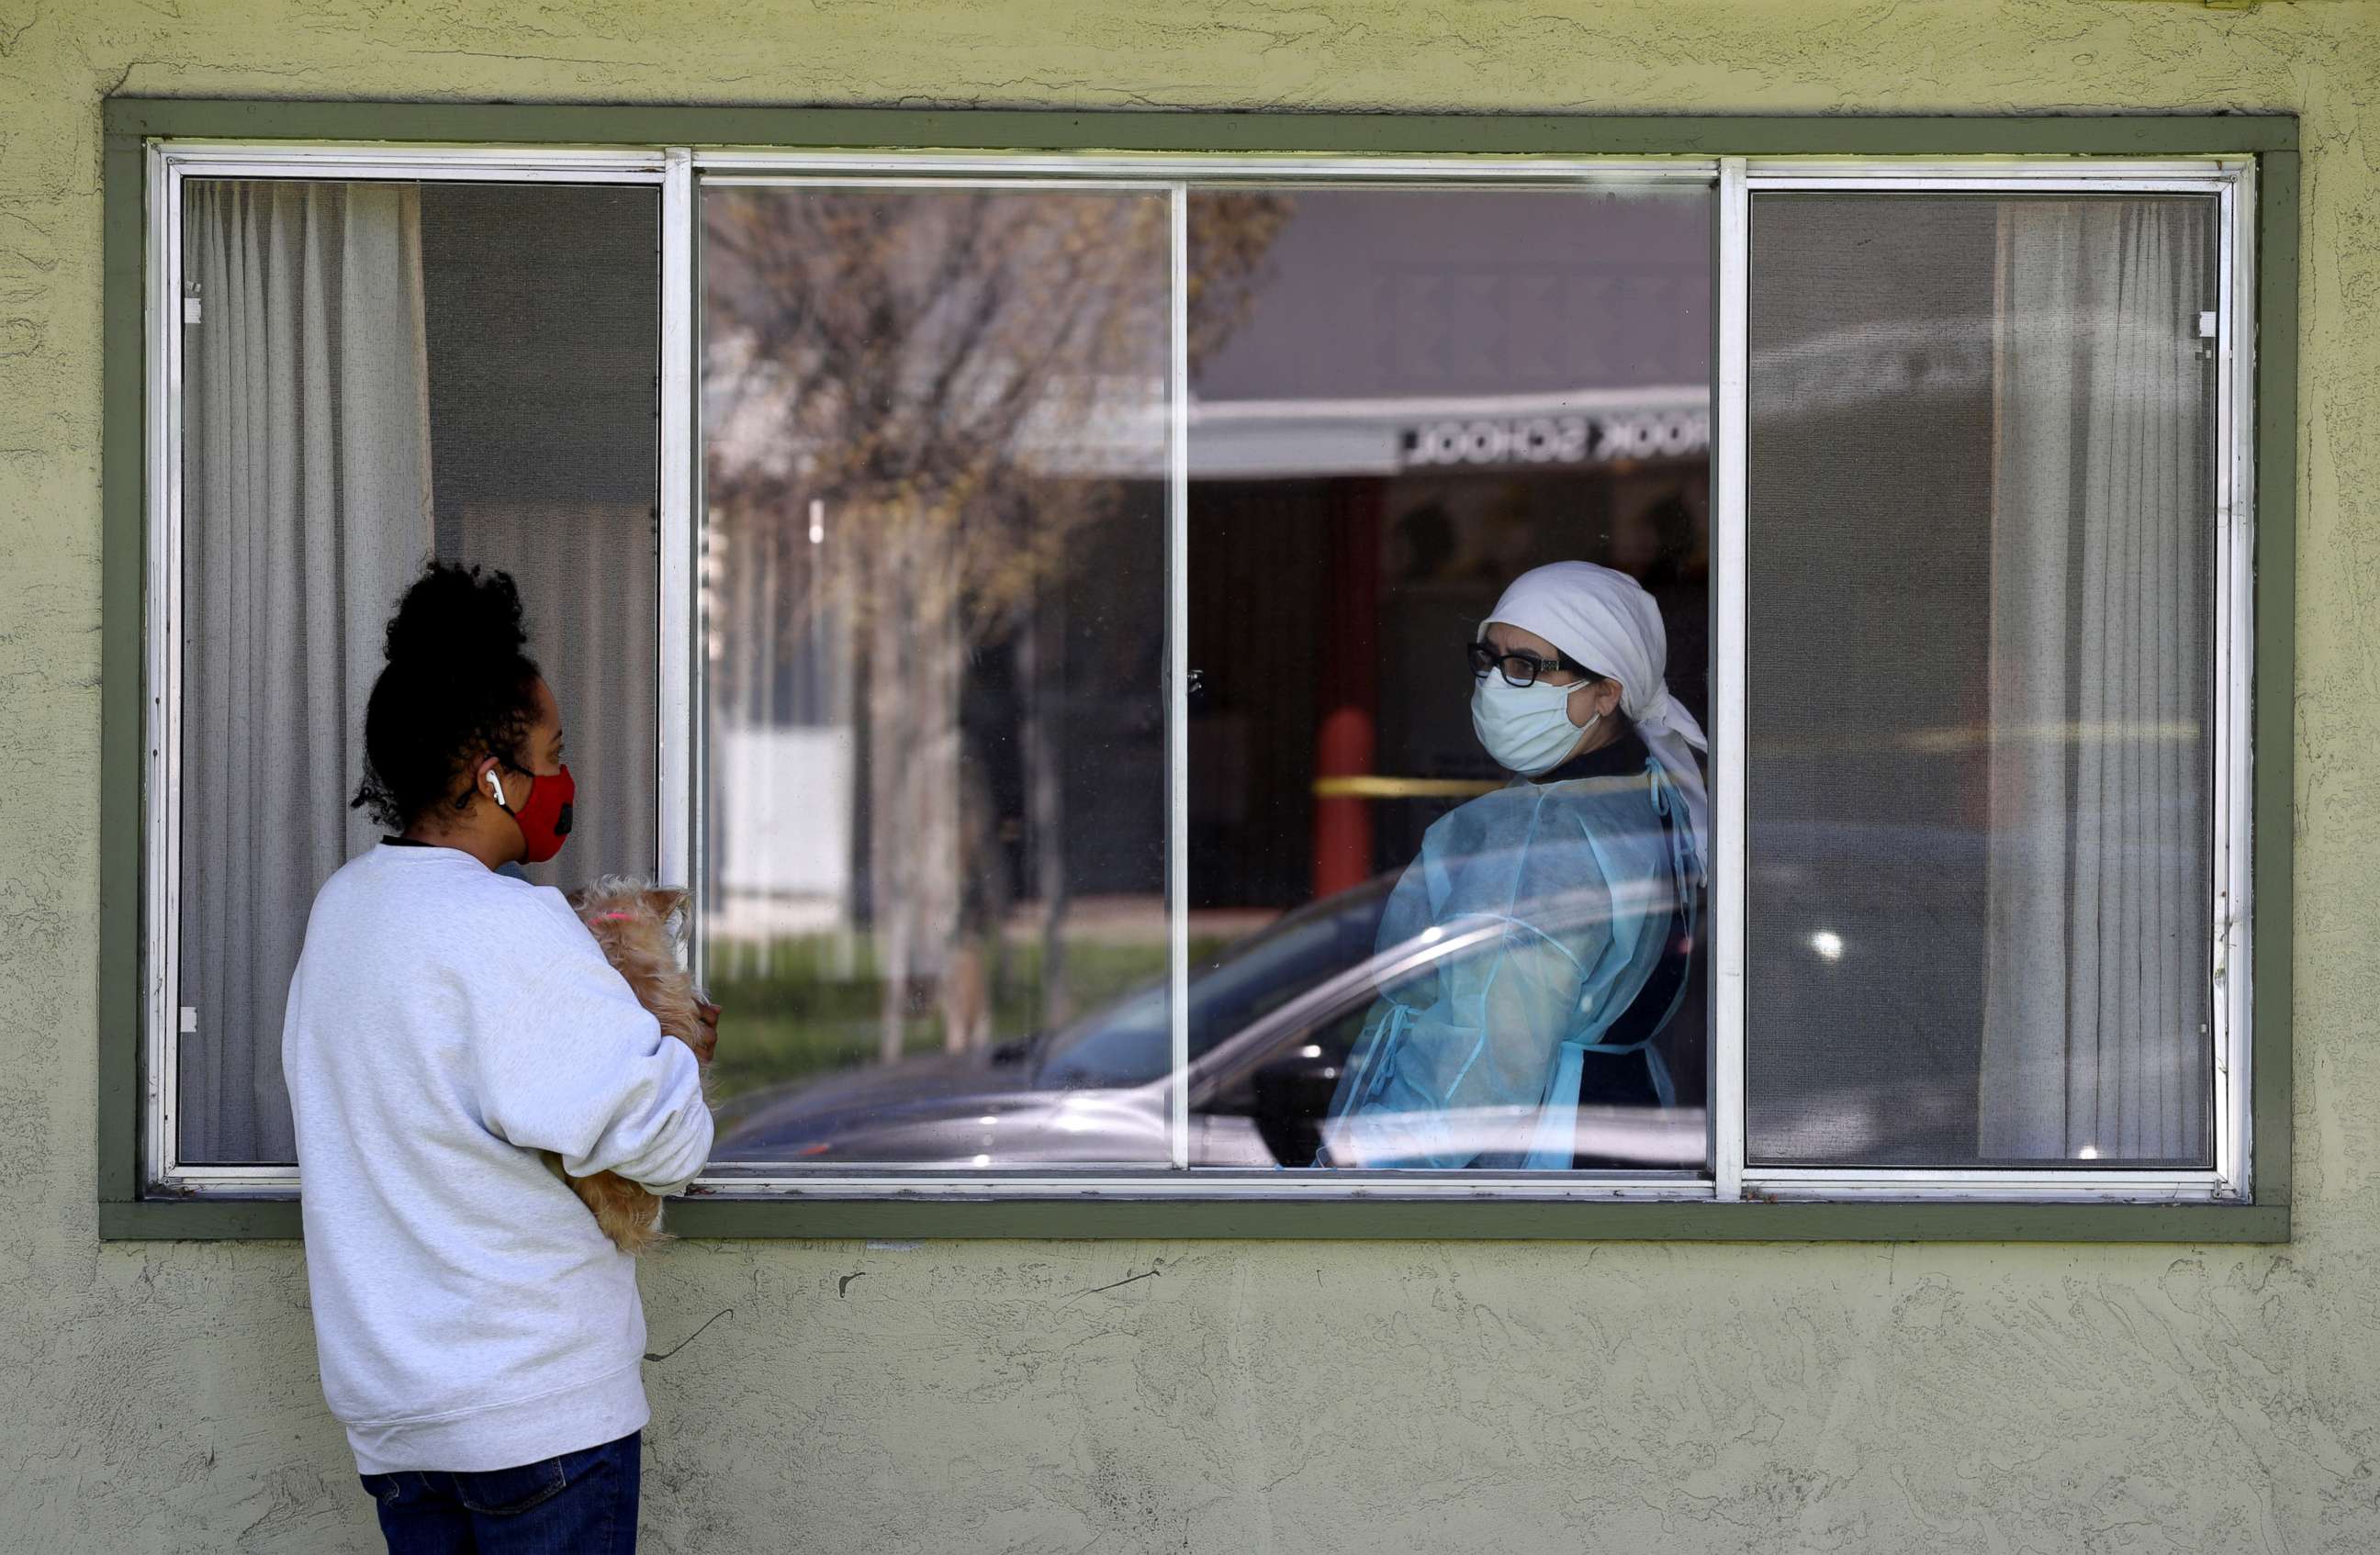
[3,2,2377,1550]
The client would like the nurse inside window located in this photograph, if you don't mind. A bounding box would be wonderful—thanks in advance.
[1319,562,1708,1170]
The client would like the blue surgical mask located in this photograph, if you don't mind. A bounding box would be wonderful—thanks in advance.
[1472,675,1597,775]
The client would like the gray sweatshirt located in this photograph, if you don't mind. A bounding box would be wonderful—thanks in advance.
[281,842,713,1474]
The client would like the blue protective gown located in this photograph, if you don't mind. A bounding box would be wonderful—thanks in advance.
[1322,728,1702,1170]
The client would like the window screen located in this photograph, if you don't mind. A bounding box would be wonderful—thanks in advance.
[1744,194,2217,1169]
[174,179,659,1164]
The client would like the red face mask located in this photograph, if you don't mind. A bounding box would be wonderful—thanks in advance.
[488,762,575,864]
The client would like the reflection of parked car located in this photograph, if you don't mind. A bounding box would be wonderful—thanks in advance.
[710,863,1709,1170]
[710,811,2203,1171]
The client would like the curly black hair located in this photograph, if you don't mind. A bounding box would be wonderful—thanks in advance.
[350,563,544,833]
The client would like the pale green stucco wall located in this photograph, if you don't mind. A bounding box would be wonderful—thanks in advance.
[3,2,2376,1549]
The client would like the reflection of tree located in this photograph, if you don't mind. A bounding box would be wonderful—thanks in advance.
[705,187,1285,1059]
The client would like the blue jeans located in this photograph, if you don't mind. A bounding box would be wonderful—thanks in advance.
[360,1431,640,1554]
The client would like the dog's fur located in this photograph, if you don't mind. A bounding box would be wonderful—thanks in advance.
[559,878,711,1255]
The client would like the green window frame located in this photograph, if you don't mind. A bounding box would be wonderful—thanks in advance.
[98,100,2297,1241]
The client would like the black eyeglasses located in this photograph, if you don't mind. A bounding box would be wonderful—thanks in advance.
[1466,641,1603,688]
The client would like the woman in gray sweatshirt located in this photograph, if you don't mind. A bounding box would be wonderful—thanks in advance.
[282,563,713,1554]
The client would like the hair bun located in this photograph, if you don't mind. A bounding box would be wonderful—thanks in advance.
[381,562,532,670]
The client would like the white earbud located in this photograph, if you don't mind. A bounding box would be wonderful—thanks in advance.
[483,769,505,808]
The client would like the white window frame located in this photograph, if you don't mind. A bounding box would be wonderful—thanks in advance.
[141,142,2256,1207]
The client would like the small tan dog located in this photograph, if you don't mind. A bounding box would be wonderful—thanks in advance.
[560,878,713,1255]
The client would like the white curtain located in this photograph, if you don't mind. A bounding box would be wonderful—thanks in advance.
[1980,199,2212,1162]
[443,499,659,891]
[179,183,432,1163]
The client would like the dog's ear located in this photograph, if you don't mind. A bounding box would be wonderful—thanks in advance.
[643,887,689,924]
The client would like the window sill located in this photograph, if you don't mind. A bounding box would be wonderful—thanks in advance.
[96,1194,2289,1243]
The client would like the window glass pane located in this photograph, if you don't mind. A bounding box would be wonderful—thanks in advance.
[1745,193,2217,1169]
[174,180,659,1165]
[1184,186,1714,1172]
[701,185,1173,1168]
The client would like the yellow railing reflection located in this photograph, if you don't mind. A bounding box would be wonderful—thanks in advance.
[1312,776,1507,800]
[1751,719,2205,759]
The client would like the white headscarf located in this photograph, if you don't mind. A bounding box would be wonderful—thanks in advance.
[1484,561,1709,868]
